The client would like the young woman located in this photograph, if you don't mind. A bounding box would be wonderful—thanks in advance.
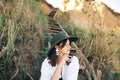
[40,32,79,80]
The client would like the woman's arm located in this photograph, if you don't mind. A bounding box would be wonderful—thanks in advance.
[50,65,62,80]
[50,55,69,80]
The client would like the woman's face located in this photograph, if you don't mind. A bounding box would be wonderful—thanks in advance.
[59,39,71,55]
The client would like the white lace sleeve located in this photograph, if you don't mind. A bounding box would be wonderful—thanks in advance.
[65,56,79,80]
[40,58,51,80]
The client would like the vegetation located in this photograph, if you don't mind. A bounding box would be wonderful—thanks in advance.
[0,0,120,80]
[56,10,120,80]
[63,24,120,80]
[0,0,48,80]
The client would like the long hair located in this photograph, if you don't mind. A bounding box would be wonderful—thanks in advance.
[48,39,71,66]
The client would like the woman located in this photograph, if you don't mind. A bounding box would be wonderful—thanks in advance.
[40,32,79,80]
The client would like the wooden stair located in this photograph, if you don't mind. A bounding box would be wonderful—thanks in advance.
[47,8,98,80]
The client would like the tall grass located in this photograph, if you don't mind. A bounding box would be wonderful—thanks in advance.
[63,24,120,80]
[0,0,49,80]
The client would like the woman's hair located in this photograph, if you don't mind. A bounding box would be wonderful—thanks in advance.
[48,39,71,66]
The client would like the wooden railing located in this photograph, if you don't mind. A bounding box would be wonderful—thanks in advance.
[47,8,98,80]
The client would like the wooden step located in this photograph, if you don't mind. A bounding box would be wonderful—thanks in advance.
[49,25,60,29]
[49,29,61,33]
[48,10,57,17]
[48,20,57,24]
[49,31,62,36]
[47,8,98,80]
[49,23,59,27]
[49,27,62,31]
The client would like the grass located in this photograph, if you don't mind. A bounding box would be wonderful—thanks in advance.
[0,0,120,80]
[0,0,49,80]
[63,24,120,80]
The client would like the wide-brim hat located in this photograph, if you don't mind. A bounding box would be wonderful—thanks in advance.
[48,32,78,54]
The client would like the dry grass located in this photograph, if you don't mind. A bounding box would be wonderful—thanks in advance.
[0,0,49,80]
[63,23,120,80]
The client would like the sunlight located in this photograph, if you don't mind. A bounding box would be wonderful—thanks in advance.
[46,0,120,13]
[93,2,104,18]
[45,0,83,11]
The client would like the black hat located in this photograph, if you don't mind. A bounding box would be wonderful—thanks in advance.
[48,32,78,53]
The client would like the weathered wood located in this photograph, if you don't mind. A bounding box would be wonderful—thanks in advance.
[47,8,98,80]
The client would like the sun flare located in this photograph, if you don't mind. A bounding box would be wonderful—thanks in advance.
[45,0,83,11]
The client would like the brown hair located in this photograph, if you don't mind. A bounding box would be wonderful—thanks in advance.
[48,39,71,66]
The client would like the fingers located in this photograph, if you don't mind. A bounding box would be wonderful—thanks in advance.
[57,54,69,66]
[64,55,69,61]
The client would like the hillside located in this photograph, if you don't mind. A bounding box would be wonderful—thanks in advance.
[68,1,120,31]
[0,0,120,80]
[43,0,120,33]
[41,0,120,80]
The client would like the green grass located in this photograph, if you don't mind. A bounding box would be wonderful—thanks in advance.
[0,0,49,80]
[63,24,120,80]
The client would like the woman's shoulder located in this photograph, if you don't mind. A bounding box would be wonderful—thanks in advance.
[69,55,79,67]
[42,57,50,66]
[43,57,49,61]
[72,55,79,61]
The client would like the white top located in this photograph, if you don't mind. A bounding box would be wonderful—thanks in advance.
[40,56,79,80]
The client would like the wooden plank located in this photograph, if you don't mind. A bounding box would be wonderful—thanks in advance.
[47,8,98,80]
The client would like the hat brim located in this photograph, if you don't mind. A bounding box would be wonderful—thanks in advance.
[48,36,78,54]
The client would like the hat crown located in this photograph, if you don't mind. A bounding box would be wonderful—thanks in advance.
[51,32,78,48]
[51,32,69,46]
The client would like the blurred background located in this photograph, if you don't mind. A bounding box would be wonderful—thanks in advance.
[0,0,120,80]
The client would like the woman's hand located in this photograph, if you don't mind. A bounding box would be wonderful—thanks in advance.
[57,54,69,67]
